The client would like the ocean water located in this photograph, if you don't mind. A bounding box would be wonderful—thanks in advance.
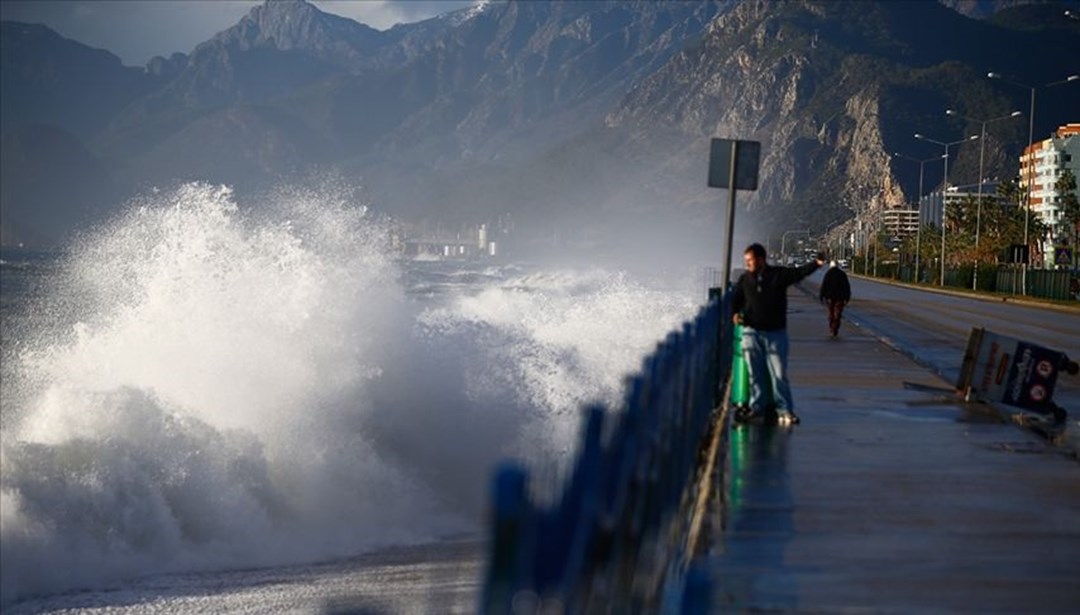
[0,182,700,611]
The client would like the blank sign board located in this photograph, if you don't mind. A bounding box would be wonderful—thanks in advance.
[708,138,760,190]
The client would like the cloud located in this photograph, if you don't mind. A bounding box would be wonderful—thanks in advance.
[0,0,476,66]
[1,1,259,64]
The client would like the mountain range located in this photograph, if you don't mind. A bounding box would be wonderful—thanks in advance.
[2,0,1078,257]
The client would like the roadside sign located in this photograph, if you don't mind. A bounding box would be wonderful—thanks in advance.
[708,139,760,190]
[708,138,761,289]
[958,328,1068,415]
[1054,246,1071,265]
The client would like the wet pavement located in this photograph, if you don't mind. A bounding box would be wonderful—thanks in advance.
[707,289,1080,612]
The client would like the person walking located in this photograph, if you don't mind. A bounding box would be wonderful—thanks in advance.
[732,243,824,425]
[819,260,851,338]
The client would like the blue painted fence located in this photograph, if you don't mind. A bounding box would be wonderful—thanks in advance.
[481,289,734,613]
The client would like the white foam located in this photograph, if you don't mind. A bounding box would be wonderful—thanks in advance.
[0,182,455,605]
[418,268,698,459]
[0,182,700,605]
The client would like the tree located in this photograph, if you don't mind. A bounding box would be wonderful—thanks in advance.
[944,196,977,266]
[996,176,1021,206]
[997,176,1048,267]
[1055,168,1079,269]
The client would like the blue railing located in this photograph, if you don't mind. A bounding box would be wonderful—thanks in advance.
[481,289,734,613]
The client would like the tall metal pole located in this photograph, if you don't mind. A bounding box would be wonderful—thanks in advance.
[872,212,878,277]
[1024,87,1034,286]
[941,147,949,287]
[895,152,946,283]
[869,219,874,276]
[986,72,1078,289]
[988,73,1037,292]
[861,223,867,274]
[917,160,924,282]
[722,141,738,289]
[974,122,986,290]
[915,133,978,286]
[947,110,1021,291]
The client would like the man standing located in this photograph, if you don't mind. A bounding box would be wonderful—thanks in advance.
[819,261,852,338]
[732,243,823,425]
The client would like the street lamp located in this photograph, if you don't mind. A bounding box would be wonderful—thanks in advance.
[987,72,1079,289]
[871,214,878,277]
[894,152,947,283]
[914,132,979,286]
[945,109,1022,290]
[781,229,810,264]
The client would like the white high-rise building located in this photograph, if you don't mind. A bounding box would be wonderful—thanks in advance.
[918,181,1002,228]
[882,207,920,237]
[1020,123,1080,267]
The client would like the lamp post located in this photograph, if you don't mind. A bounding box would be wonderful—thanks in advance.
[870,215,877,277]
[914,133,979,286]
[987,72,1078,290]
[781,229,810,264]
[944,109,1022,290]
[861,221,868,274]
[894,152,947,283]
[871,206,884,278]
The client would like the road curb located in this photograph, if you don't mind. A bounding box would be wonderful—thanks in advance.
[847,273,1080,314]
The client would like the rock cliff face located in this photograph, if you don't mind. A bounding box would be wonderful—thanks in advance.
[2,0,1078,248]
[598,0,1076,234]
[598,1,913,233]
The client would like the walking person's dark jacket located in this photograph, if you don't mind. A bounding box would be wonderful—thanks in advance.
[732,261,820,331]
[819,267,851,304]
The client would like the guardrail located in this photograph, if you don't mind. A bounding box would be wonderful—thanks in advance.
[995,268,1076,300]
[481,289,733,613]
[868,264,1077,301]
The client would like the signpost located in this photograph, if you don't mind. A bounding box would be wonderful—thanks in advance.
[708,138,761,288]
[1054,246,1072,267]
[1007,243,1029,264]
[958,327,1077,422]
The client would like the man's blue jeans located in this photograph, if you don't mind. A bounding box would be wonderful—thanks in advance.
[740,326,795,415]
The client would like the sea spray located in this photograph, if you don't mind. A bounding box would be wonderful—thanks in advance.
[416,269,699,465]
[0,182,456,604]
[0,182,702,606]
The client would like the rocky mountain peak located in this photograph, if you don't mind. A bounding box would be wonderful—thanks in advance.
[207,0,385,69]
[3,0,1077,248]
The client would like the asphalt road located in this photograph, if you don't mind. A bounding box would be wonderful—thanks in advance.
[803,273,1080,420]
[711,285,1080,612]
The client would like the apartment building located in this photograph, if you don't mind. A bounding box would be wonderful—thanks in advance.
[1020,123,1080,265]
[882,207,920,237]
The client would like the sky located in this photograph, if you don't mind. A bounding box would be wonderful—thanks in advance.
[0,0,477,66]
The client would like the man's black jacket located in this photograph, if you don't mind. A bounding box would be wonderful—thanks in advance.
[819,267,852,303]
[732,261,820,331]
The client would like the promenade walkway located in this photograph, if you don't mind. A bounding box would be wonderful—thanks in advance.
[706,287,1080,612]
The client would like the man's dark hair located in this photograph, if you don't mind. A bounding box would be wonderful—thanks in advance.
[744,243,767,259]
